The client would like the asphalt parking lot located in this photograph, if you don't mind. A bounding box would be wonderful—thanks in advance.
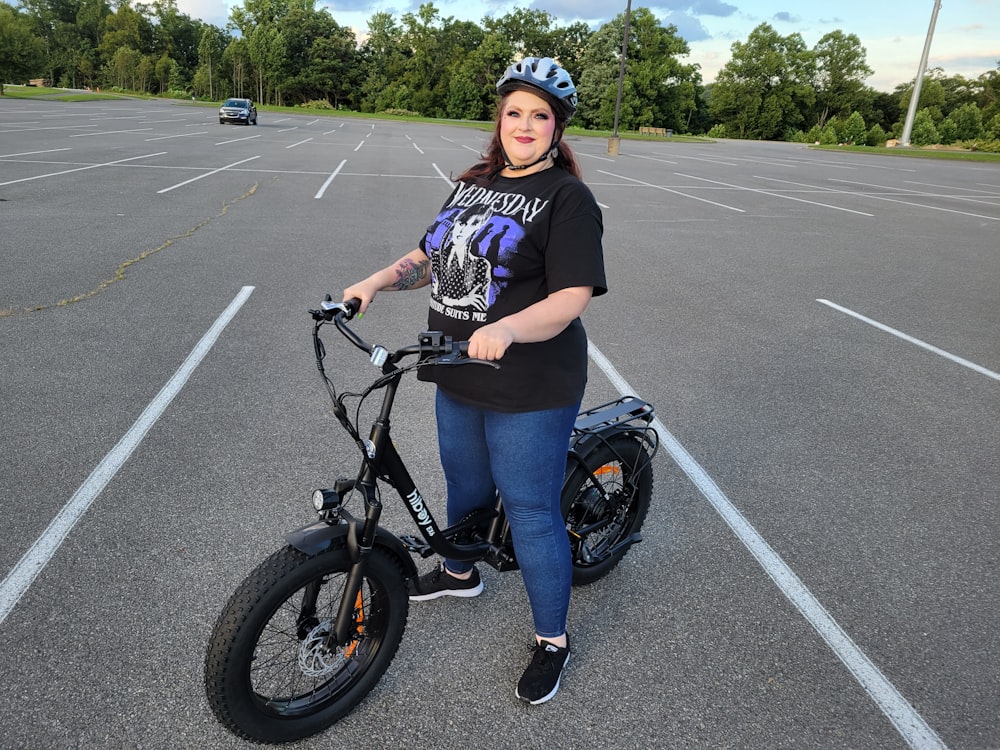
[1,97,997,750]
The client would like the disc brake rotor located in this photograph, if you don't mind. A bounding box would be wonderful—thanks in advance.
[298,622,342,677]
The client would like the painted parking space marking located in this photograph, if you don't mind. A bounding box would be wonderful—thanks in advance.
[600,169,746,212]
[0,286,256,626]
[679,172,874,216]
[156,155,261,194]
[818,299,999,381]
[0,152,166,186]
[314,159,347,199]
[587,340,948,750]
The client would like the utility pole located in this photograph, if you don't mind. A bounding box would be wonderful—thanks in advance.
[900,0,942,146]
[607,0,632,155]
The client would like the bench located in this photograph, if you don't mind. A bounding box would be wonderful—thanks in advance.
[638,126,672,137]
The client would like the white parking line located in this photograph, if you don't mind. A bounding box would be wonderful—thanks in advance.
[156,155,260,194]
[315,159,347,199]
[587,340,948,750]
[629,153,679,165]
[829,179,1000,221]
[600,169,746,213]
[679,172,874,216]
[0,287,255,626]
[145,131,208,141]
[286,138,313,149]
[216,135,262,145]
[0,152,166,187]
[431,163,454,186]
[0,148,72,158]
[0,125,98,133]
[70,129,154,137]
[818,299,999,381]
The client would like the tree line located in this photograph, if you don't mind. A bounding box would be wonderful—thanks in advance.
[2,0,999,145]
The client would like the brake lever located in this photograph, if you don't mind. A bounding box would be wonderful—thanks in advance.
[434,353,500,369]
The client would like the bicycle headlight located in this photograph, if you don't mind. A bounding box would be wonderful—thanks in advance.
[312,489,339,511]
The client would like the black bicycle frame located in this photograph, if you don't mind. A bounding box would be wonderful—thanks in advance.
[310,308,506,646]
[305,300,656,648]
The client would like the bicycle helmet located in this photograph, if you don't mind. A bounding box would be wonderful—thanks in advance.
[496,56,578,122]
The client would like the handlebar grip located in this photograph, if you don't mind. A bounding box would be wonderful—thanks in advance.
[341,297,362,320]
[318,295,363,321]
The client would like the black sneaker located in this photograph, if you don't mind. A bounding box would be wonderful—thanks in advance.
[515,638,571,705]
[408,564,484,601]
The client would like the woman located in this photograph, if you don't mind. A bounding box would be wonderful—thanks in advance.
[343,56,606,705]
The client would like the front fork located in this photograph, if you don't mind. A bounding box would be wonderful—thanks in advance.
[330,482,383,648]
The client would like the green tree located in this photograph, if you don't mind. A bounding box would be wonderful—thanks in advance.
[479,8,590,77]
[98,1,154,66]
[860,89,900,133]
[576,8,698,132]
[985,113,1000,139]
[947,102,983,140]
[709,23,815,139]
[575,18,622,129]
[105,44,142,89]
[0,5,45,94]
[812,30,872,125]
[358,11,409,112]
[247,22,286,103]
[896,72,947,127]
[396,3,483,116]
[443,32,514,120]
[936,117,958,144]
[195,25,227,99]
[481,8,556,58]
[909,108,940,145]
[155,51,174,93]
[865,123,887,146]
[841,110,867,144]
[278,5,358,106]
[147,0,204,89]
[222,36,251,98]
[975,64,999,122]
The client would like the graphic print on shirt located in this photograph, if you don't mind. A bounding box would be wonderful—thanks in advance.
[424,182,550,322]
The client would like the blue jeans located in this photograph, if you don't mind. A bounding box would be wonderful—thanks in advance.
[435,388,579,639]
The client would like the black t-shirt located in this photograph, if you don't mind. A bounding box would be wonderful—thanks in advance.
[417,167,607,412]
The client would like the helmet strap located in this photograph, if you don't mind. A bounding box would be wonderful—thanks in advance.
[499,138,560,174]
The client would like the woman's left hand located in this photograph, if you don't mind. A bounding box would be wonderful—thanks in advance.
[468,322,516,361]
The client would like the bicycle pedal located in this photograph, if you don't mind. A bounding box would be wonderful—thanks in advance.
[399,535,434,558]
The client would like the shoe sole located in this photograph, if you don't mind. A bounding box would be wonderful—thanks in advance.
[515,652,569,705]
[408,582,484,601]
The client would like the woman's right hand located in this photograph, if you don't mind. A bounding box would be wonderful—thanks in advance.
[342,279,380,315]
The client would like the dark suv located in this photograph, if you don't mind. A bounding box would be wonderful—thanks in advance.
[219,98,258,125]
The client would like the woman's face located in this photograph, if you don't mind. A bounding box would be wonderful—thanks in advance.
[499,89,558,174]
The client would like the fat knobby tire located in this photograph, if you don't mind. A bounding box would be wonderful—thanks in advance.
[563,434,654,585]
[204,540,408,743]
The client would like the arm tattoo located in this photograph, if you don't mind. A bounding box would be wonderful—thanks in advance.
[393,258,429,290]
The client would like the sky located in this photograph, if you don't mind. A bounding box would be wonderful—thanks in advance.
[169,0,1000,92]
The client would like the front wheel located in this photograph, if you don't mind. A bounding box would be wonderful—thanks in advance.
[562,435,654,585]
[204,542,409,743]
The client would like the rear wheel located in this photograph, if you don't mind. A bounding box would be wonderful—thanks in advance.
[562,435,653,585]
[204,542,408,743]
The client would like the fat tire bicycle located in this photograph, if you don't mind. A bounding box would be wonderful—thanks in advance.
[204,296,659,743]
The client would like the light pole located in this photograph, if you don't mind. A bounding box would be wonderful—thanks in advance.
[900,0,942,147]
[607,0,632,154]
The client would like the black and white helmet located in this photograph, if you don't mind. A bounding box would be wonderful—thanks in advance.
[496,56,578,121]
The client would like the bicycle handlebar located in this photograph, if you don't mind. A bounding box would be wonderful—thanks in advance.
[310,294,495,371]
